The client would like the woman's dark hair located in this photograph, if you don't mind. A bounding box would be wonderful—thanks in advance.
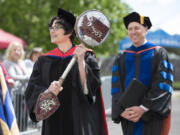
[27,47,42,60]
[48,16,76,43]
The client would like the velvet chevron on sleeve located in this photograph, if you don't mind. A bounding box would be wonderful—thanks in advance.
[111,53,125,123]
[142,47,173,118]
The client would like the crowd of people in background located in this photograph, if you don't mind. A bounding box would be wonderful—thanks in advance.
[2,42,42,87]
[0,41,42,132]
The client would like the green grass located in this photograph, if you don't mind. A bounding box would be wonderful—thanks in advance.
[173,81,180,90]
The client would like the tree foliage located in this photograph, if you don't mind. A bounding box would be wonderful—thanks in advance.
[0,0,131,56]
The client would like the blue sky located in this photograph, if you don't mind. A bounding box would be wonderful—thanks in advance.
[122,0,180,35]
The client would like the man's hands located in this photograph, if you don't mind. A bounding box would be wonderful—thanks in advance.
[121,106,145,122]
[47,81,63,96]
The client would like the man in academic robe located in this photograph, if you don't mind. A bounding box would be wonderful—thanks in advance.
[25,8,108,135]
[111,12,173,135]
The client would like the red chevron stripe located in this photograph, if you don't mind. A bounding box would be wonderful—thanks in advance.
[43,46,76,57]
[123,46,161,54]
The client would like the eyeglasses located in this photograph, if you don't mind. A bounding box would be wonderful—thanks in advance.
[49,25,63,32]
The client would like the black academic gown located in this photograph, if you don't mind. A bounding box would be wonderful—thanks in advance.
[111,42,173,135]
[25,46,108,135]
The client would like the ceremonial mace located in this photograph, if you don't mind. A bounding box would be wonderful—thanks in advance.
[58,9,110,85]
[35,9,111,121]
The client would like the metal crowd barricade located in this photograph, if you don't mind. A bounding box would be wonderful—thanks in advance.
[101,76,112,116]
[10,79,40,133]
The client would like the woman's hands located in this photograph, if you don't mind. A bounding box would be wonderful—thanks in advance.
[7,78,15,87]
[47,81,63,96]
[74,44,86,62]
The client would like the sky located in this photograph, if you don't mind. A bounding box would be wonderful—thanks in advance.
[122,0,180,35]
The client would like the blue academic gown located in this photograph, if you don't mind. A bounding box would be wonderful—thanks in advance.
[111,42,173,135]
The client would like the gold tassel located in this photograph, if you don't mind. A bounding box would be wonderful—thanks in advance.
[140,15,144,25]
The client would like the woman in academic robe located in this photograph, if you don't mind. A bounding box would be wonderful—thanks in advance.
[25,8,108,135]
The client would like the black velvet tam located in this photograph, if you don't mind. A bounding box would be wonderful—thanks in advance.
[123,12,152,29]
[57,8,76,28]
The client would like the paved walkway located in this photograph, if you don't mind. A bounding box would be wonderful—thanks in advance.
[21,91,180,135]
[107,91,180,135]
